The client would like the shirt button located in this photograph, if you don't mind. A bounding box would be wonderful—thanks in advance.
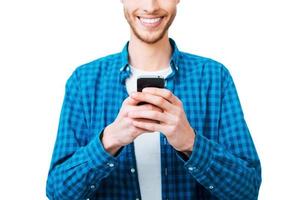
[130,168,136,173]
[86,199,90,200]
[136,198,140,200]
[90,185,95,189]
[188,166,194,171]
[209,185,214,190]
[108,163,114,167]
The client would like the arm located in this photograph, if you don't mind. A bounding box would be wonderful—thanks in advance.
[46,70,118,200]
[179,71,261,199]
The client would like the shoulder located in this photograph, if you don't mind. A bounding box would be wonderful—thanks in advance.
[179,51,231,79]
[67,52,122,85]
[76,53,121,75]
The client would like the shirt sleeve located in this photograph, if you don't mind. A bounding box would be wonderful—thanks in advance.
[177,69,262,200]
[46,70,119,200]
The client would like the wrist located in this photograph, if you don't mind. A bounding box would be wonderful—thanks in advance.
[181,128,195,156]
[101,125,122,156]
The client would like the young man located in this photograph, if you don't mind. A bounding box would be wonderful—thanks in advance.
[46,0,261,199]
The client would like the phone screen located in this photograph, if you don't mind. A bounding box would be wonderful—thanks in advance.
[137,76,165,105]
[137,76,165,92]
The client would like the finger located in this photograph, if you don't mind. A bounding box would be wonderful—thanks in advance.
[130,92,173,112]
[132,125,149,133]
[124,104,163,118]
[130,103,163,113]
[142,87,182,106]
[128,118,160,138]
[122,96,140,106]
[133,117,161,125]
[121,99,163,118]
[132,120,166,133]
[124,117,151,135]
[128,110,167,124]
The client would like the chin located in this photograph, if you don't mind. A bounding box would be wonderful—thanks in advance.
[135,34,164,44]
[132,23,168,44]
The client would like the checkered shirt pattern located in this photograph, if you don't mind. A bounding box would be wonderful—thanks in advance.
[46,39,261,200]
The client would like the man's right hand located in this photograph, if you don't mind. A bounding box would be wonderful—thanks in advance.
[101,95,162,155]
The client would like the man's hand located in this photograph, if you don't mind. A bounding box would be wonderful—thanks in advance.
[129,88,195,155]
[101,95,163,155]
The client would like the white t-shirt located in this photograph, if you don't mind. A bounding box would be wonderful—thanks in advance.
[125,65,172,200]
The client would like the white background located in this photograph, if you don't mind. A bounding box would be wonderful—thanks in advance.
[0,0,299,199]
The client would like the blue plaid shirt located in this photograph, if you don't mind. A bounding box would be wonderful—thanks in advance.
[46,39,261,200]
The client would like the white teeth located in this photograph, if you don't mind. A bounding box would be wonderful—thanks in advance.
[140,17,161,24]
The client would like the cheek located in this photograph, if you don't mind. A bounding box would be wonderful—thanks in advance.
[162,2,177,14]
[124,7,138,21]
[123,0,139,13]
[124,8,135,22]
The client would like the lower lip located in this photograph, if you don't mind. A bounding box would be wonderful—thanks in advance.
[138,17,163,28]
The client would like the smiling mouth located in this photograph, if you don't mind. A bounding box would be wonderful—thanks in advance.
[137,16,164,28]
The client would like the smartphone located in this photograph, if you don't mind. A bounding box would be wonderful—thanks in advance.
[137,76,165,105]
[137,76,165,92]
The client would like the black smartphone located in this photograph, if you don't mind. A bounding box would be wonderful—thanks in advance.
[137,76,165,92]
[137,76,165,105]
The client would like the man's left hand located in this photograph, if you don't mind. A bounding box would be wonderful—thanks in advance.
[129,88,195,155]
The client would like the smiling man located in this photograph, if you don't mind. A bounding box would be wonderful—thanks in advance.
[46,0,261,200]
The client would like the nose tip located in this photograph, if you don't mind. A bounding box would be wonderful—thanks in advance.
[142,0,160,14]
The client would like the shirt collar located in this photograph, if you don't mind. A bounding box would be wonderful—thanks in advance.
[169,38,180,71]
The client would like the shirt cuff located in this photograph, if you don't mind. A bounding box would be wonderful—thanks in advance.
[84,129,119,171]
[176,129,214,176]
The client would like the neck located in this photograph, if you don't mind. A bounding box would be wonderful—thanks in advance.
[128,34,172,71]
